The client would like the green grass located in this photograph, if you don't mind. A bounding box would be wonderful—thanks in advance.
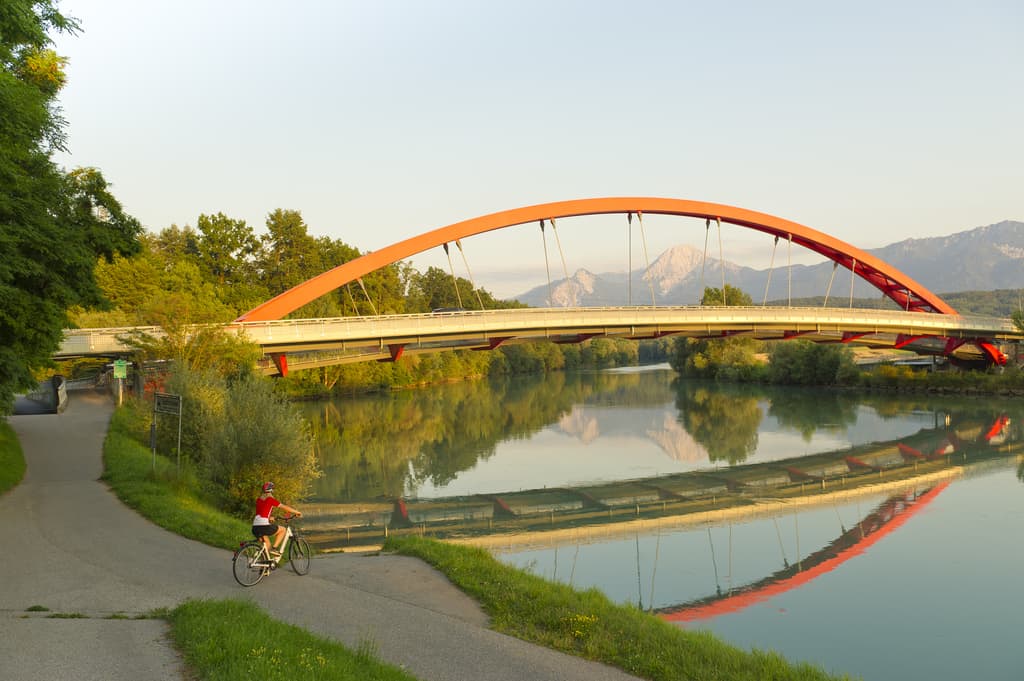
[385,536,853,681]
[169,599,417,681]
[0,421,27,495]
[102,400,851,680]
[101,405,249,549]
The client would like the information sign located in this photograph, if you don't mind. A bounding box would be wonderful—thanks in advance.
[155,392,182,416]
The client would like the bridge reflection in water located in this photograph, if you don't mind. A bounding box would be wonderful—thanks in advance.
[302,413,1019,559]
[654,482,948,623]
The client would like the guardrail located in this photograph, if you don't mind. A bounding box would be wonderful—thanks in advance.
[56,306,1022,359]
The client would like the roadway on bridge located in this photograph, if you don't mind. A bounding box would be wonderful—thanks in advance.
[1,391,640,681]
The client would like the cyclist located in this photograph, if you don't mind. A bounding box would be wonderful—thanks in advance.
[252,481,302,561]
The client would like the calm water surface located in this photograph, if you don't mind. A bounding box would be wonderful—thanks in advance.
[302,366,1024,680]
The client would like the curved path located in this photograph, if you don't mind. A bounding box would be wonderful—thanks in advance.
[1,391,640,681]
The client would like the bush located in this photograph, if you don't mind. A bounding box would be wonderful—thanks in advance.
[158,366,320,515]
[204,373,320,514]
[768,341,859,386]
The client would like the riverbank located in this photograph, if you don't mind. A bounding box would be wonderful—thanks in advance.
[93,398,851,681]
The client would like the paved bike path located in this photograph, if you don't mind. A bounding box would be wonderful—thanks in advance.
[1,391,641,681]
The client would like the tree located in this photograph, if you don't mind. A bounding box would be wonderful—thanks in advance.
[0,2,141,413]
[257,209,323,297]
[670,286,764,380]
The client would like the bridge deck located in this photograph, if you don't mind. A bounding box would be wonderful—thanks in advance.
[57,306,1023,373]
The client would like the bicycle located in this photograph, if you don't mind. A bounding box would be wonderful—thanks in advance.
[232,515,312,586]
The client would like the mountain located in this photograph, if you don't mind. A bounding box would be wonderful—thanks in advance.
[514,220,1024,307]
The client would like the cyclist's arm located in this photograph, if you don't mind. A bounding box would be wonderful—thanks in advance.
[278,503,302,517]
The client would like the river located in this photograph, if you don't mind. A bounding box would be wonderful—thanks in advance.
[299,365,1024,680]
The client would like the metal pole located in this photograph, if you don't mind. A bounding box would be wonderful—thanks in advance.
[176,402,183,476]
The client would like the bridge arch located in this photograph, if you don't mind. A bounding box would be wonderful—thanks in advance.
[236,197,956,322]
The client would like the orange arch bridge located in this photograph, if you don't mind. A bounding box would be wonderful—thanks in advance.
[236,197,1002,364]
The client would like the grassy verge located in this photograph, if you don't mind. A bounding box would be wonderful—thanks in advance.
[104,400,850,680]
[0,421,27,495]
[385,536,852,681]
[169,599,417,681]
[102,403,248,548]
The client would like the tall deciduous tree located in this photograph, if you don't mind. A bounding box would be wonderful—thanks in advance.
[0,2,141,413]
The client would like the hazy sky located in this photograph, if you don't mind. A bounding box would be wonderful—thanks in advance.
[53,1,1023,297]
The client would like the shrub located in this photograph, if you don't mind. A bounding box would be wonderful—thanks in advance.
[203,373,320,514]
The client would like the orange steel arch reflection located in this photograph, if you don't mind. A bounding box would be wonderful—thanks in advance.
[236,197,957,322]
[657,482,950,623]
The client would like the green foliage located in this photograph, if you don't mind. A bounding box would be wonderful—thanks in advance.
[0,420,27,495]
[405,265,514,312]
[387,536,848,681]
[767,340,860,386]
[169,599,417,681]
[103,401,249,548]
[157,365,320,515]
[0,2,142,413]
[122,324,262,383]
[701,284,752,307]
[203,373,320,514]
[670,287,765,381]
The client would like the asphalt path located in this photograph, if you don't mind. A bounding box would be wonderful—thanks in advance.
[1,390,641,681]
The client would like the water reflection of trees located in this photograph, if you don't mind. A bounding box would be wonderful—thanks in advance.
[305,374,594,500]
[304,368,1024,501]
[674,382,762,464]
[766,388,859,441]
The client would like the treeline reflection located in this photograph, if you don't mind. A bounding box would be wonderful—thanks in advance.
[301,369,1024,503]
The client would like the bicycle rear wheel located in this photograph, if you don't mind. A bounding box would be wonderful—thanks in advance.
[233,543,268,586]
[288,537,311,575]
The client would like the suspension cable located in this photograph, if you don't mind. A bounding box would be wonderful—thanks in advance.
[717,217,726,305]
[849,258,857,308]
[700,219,710,304]
[455,239,484,310]
[773,516,789,568]
[707,525,722,596]
[648,527,661,612]
[627,213,633,306]
[550,218,571,306]
[763,235,779,306]
[355,277,378,316]
[540,220,553,306]
[441,243,463,308]
[345,283,358,316]
[823,261,838,307]
[637,211,656,307]
[787,233,792,308]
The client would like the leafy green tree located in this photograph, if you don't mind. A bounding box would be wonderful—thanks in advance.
[258,208,322,297]
[193,212,267,314]
[767,340,860,386]
[670,286,764,380]
[0,2,141,413]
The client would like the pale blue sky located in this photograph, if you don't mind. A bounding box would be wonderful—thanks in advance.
[53,1,1023,297]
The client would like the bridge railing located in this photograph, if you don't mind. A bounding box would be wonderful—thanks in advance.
[55,306,1021,358]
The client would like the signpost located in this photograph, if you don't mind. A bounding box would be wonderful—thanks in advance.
[113,360,127,405]
[153,392,183,474]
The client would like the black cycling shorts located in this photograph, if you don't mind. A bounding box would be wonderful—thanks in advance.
[252,524,278,538]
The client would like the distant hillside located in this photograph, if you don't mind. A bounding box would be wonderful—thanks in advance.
[780,290,1024,317]
[514,220,1024,307]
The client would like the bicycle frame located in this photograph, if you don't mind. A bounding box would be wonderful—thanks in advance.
[233,515,311,587]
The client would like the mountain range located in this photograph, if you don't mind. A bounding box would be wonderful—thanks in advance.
[513,220,1024,307]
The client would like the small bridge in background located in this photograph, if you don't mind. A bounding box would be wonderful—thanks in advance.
[56,197,1024,373]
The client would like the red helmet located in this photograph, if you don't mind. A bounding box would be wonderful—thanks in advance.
[262,481,275,493]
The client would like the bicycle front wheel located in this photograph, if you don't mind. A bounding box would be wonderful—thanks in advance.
[288,537,312,575]
[233,543,267,586]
